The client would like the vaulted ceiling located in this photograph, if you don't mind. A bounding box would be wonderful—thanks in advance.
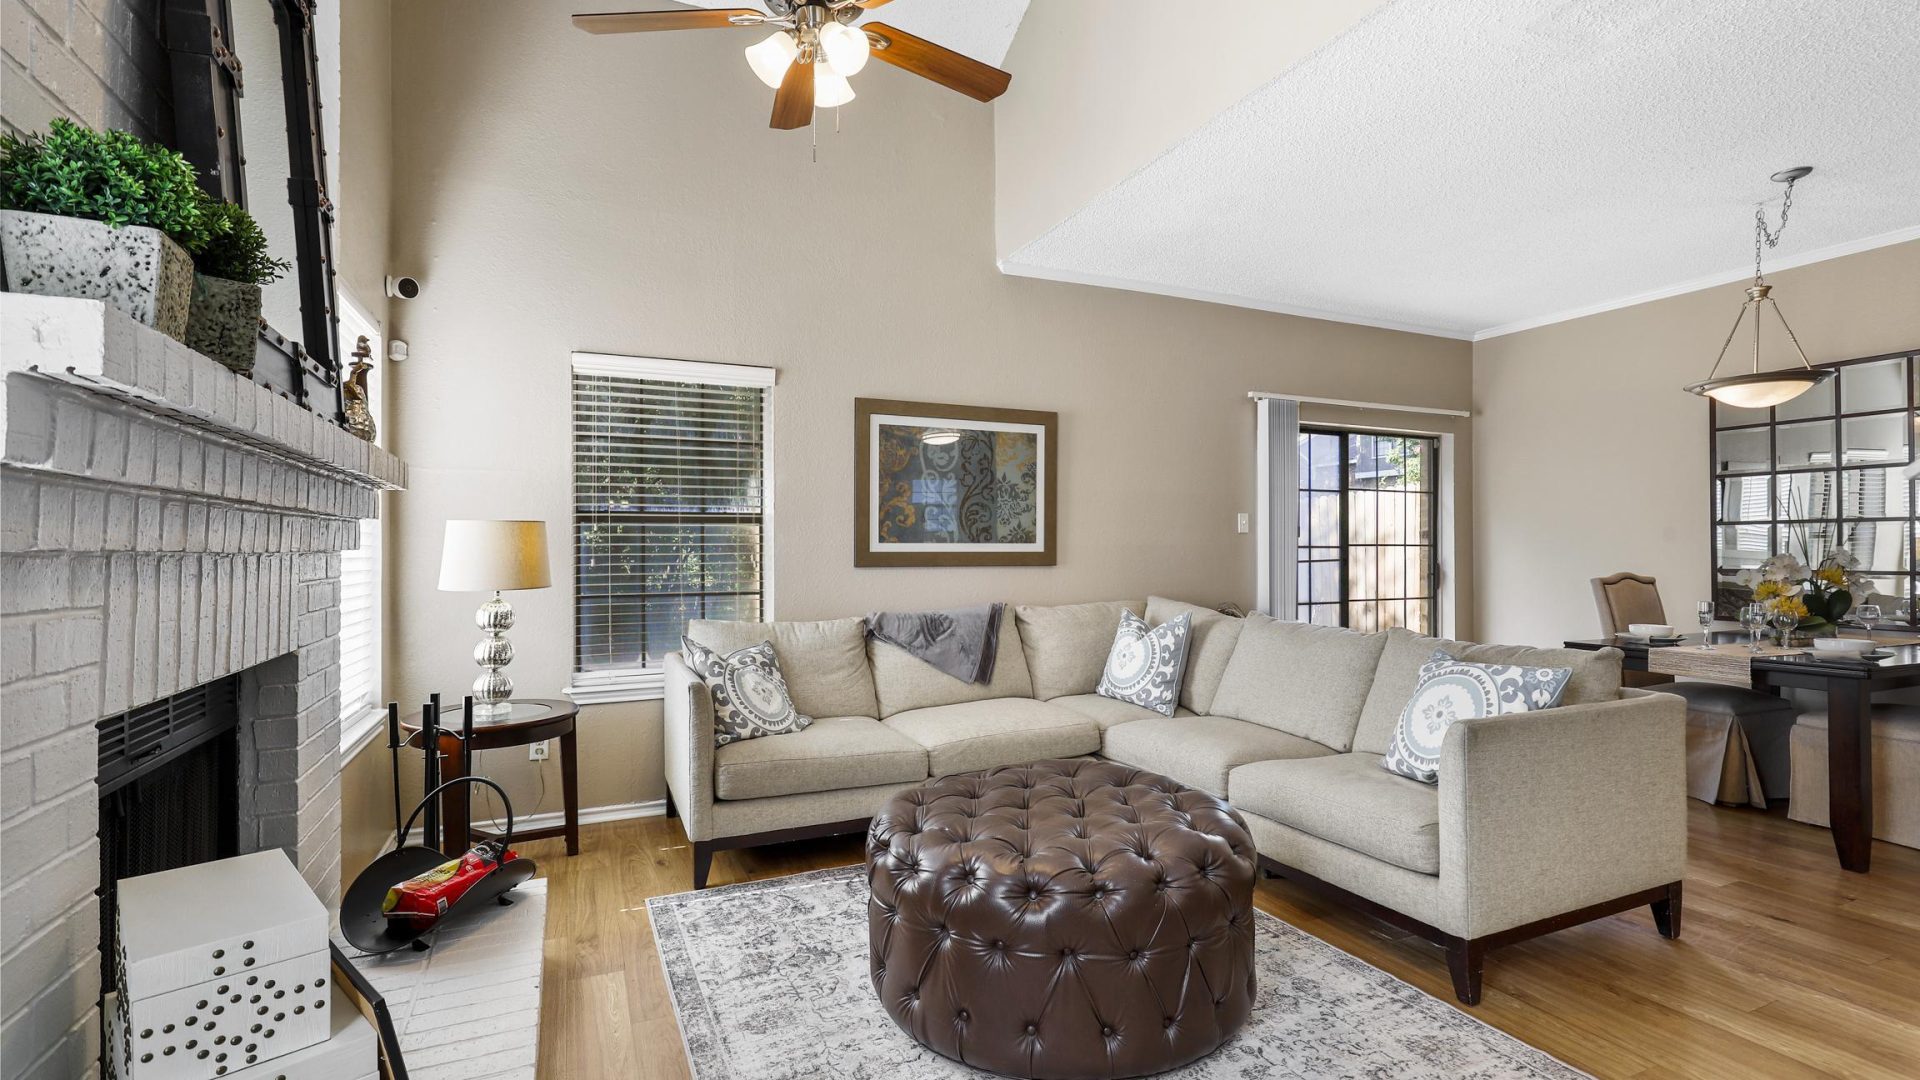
[998,0,1920,339]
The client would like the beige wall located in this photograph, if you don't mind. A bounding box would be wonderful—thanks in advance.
[1471,239,1920,650]
[333,0,395,886]
[334,0,395,326]
[378,0,1471,825]
[994,0,1385,260]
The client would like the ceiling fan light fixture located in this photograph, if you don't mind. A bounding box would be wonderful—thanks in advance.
[814,64,856,107]
[819,20,870,76]
[744,30,798,89]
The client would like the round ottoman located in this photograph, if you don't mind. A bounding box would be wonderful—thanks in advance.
[866,759,1257,1079]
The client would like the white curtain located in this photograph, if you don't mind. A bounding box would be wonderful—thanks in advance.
[1255,398,1300,619]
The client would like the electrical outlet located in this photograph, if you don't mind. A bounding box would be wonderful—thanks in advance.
[1236,513,1249,534]
[528,740,550,761]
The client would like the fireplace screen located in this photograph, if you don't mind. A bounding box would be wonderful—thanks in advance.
[96,676,241,989]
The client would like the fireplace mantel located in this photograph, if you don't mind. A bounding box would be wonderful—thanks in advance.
[1,292,406,1080]
[1,293,405,491]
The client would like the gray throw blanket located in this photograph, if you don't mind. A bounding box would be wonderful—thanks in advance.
[866,603,1002,685]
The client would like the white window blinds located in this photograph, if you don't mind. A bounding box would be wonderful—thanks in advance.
[338,523,381,720]
[571,355,773,675]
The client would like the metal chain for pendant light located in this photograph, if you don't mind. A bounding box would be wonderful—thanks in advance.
[1754,177,1797,282]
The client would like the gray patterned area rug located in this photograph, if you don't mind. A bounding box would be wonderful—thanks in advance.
[648,866,1587,1080]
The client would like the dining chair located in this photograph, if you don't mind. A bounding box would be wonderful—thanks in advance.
[1591,572,1797,808]
[1789,704,1920,849]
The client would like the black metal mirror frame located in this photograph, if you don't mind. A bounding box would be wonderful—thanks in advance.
[164,0,346,427]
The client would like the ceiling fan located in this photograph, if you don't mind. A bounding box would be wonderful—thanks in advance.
[573,1,1013,129]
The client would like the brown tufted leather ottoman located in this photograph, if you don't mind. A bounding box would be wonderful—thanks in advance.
[866,759,1257,1079]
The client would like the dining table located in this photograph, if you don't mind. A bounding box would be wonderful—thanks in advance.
[1563,632,1920,873]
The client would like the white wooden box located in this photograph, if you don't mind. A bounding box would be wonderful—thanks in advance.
[109,985,378,1080]
[113,851,332,1078]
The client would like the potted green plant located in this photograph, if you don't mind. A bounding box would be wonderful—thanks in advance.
[0,120,207,342]
[185,194,290,374]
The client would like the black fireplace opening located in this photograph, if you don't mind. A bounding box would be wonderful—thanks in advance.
[96,675,241,990]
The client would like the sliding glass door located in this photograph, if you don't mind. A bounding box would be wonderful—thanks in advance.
[1298,429,1439,634]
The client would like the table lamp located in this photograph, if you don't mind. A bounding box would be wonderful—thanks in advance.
[439,519,552,719]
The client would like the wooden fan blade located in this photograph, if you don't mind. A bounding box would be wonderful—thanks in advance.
[770,61,814,129]
[572,9,761,34]
[855,0,894,7]
[864,22,1011,102]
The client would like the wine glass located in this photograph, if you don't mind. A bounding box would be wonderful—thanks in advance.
[1769,609,1800,649]
[1740,604,1769,652]
[1855,603,1883,629]
[1696,601,1715,648]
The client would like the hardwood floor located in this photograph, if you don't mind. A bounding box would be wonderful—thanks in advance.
[517,803,1920,1079]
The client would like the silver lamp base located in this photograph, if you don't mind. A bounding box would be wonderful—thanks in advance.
[472,590,515,718]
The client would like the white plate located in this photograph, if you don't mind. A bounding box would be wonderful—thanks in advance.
[1811,637,1877,655]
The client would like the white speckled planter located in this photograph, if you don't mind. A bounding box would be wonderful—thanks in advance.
[186,273,263,375]
[0,209,194,342]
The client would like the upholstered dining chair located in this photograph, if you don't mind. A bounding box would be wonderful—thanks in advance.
[1591,573,1796,809]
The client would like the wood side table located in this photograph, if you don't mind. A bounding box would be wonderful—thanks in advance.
[403,698,580,857]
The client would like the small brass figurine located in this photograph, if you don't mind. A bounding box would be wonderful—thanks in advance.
[343,334,377,442]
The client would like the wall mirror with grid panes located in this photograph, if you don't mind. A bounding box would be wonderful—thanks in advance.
[1298,428,1440,634]
[1711,350,1918,629]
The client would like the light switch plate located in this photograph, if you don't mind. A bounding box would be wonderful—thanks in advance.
[1236,513,1249,534]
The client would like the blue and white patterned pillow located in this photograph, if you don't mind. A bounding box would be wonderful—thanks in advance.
[1096,610,1191,717]
[681,637,812,746]
[1381,650,1573,784]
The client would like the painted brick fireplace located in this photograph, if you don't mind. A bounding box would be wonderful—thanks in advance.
[0,294,405,1080]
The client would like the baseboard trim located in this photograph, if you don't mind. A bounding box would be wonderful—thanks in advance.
[377,799,666,856]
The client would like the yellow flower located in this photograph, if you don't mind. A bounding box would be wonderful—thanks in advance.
[1766,595,1809,619]
[1815,565,1847,588]
[1752,579,1789,601]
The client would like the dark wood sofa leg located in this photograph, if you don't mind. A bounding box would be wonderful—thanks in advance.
[1651,881,1683,939]
[1445,938,1485,1005]
[691,842,714,891]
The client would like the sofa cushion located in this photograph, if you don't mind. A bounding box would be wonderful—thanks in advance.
[1050,693,1192,731]
[883,698,1101,777]
[680,637,813,746]
[713,716,928,800]
[1014,600,1145,700]
[868,607,1034,718]
[1380,652,1573,784]
[1353,628,1626,756]
[686,616,879,719]
[1096,610,1191,716]
[1209,614,1386,751]
[1102,715,1335,796]
[1146,597,1244,714]
[1228,753,1441,875]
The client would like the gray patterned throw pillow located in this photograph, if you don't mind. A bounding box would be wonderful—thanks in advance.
[1096,610,1192,717]
[681,637,812,746]
[1381,650,1572,784]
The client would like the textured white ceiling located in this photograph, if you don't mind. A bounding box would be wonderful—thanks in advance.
[1002,0,1920,339]
[683,0,1029,66]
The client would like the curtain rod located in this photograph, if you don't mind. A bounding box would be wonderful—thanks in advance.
[1247,391,1471,419]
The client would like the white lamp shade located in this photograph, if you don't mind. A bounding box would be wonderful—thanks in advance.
[438,520,552,592]
[814,65,856,108]
[744,31,798,89]
[819,21,870,76]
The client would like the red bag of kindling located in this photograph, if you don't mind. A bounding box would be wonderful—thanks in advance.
[381,843,519,926]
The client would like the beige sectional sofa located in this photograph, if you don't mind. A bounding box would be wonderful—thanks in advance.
[663,597,1686,1003]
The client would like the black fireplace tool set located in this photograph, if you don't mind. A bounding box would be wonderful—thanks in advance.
[339,694,536,956]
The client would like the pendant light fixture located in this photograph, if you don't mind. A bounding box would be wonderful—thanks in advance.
[1683,167,1834,409]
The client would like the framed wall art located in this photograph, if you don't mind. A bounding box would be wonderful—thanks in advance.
[854,398,1057,567]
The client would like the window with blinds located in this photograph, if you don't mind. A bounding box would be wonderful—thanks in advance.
[337,294,384,746]
[571,354,774,681]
